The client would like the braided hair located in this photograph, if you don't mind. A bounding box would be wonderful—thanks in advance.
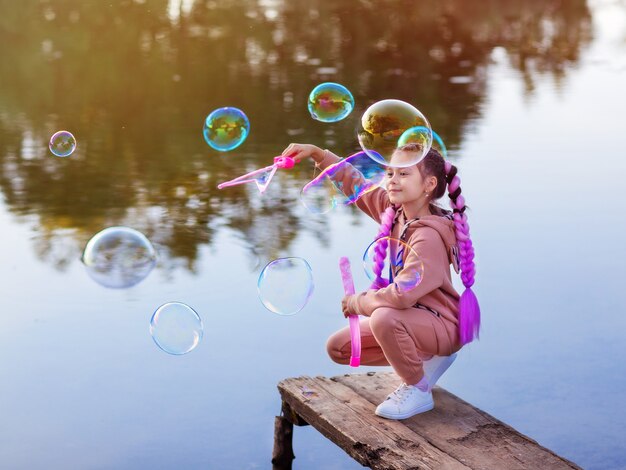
[443,160,480,344]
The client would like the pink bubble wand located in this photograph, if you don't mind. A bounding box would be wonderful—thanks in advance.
[339,256,361,367]
[217,156,296,194]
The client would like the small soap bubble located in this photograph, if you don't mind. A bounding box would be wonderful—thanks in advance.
[363,237,424,292]
[431,129,448,159]
[258,257,314,315]
[49,130,77,157]
[399,127,448,159]
[357,99,432,168]
[308,82,355,123]
[82,226,157,289]
[150,302,203,355]
[203,107,250,151]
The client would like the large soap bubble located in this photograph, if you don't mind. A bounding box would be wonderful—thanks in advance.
[82,226,157,288]
[49,130,77,157]
[363,236,424,293]
[150,302,203,355]
[300,151,386,214]
[308,82,355,123]
[203,107,250,151]
[258,257,314,315]
[357,99,432,168]
[325,151,386,204]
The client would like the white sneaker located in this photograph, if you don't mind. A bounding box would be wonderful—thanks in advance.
[422,353,457,392]
[374,383,434,420]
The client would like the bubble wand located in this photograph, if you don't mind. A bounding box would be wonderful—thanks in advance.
[217,156,296,194]
[339,257,360,367]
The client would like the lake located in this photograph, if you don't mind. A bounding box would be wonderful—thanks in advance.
[1,0,625,468]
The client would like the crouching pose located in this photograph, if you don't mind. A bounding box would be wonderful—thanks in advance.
[281,142,480,420]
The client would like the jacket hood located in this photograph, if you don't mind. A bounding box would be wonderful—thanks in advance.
[407,214,460,273]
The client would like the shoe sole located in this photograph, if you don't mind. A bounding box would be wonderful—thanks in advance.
[374,401,434,420]
[425,353,457,392]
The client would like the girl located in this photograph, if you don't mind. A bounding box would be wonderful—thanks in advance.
[281,142,480,420]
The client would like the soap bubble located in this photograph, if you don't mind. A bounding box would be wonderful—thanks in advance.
[49,130,77,157]
[150,302,203,355]
[308,82,354,122]
[363,237,424,292]
[323,151,386,205]
[82,226,157,288]
[203,107,250,151]
[430,129,448,159]
[357,99,432,168]
[258,257,314,315]
[399,127,448,159]
[300,151,386,214]
[300,174,338,215]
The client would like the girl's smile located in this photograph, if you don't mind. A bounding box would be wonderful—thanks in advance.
[385,150,438,218]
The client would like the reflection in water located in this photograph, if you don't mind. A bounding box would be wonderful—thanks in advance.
[0,0,591,271]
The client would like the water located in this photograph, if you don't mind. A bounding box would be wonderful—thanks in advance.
[1,0,625,468]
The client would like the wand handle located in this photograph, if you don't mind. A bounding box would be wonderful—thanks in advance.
[339,257,361,367]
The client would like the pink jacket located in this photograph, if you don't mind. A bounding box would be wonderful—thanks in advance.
[315,150,461,325]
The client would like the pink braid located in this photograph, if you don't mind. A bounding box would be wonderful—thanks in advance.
[370,206,396,290]
[445,161,480,344]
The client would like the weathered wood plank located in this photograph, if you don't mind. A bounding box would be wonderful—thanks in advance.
[278,375,470,470]
[333,372,581,470]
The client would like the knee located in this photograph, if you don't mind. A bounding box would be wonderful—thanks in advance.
[369,307,398,335]
[326,333,350,364]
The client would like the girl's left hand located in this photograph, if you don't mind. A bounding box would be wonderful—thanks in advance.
[341,295,358,318]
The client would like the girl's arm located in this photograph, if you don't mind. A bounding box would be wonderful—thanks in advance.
[346,228,447,316]
[281,143,391,223]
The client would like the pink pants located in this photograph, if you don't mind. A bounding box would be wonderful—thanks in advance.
[326,307,461,385]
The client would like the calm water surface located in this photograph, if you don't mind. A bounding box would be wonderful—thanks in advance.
[1,0,625,468]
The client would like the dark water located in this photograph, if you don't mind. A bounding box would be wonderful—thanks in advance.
[1,0,625,468]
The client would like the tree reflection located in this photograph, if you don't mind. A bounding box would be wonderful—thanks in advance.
[0,0,591,272]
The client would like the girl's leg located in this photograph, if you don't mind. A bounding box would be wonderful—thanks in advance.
[326,318,390,366]
[369,307,455,385]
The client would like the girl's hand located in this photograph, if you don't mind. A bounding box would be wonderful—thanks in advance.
[281,143,324,163]
[341,294,358,318]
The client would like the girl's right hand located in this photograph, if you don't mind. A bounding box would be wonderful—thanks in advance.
[281,143,324,163]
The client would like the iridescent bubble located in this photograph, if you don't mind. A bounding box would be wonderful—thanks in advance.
[203,107,250,151]
[308,82,355,123]
[300,151,386,214]
[324,151,386,204]
[363,237,424,292]
[399,127,448,159]
[49,130,77,157]
[431,129,448,159]
[357,99,432,168]
[258,257,314,315]
[150,302,203,355]
[82,226,157,289]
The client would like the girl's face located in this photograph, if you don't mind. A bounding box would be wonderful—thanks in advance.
[385,151,435,205]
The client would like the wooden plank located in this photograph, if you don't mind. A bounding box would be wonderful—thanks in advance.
[333,372,581,470]
[278,375,470,470]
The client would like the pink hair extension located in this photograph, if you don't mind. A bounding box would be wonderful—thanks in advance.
[445,161,480,345]
[369,206,396,290]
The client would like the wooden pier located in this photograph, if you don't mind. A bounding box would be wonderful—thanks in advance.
[273,371,580,469]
